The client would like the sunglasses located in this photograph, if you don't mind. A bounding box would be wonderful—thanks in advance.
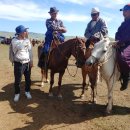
[91,13,98,16]
[50,12,57,15]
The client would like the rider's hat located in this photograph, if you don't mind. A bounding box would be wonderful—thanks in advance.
[91,7,100,14]
[48,7,59,13]
[120,4,130,11]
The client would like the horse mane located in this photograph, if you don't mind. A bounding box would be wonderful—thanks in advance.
[58,37,79,48]
[94,37,110,47]
[50,37,86,54]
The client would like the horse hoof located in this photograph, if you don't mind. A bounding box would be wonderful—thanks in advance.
[58,94,62,99]
[80,94,85,100]
[49,93,53,97]
[41,82,44,87]
[105,110,112,115]
[93,99,97,104]
[44,79,49,83]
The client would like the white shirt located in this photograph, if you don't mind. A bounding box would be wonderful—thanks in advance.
[11,37,33,64]
[91,21,97,29]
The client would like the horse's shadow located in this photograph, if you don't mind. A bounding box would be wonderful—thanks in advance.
[0,81,130,130]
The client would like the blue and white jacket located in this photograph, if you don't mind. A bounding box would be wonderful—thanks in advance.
[42,18,65,53]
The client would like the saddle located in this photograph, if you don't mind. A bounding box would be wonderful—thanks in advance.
[49,33,62,52]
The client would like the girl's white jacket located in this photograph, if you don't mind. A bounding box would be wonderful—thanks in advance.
[11,38,33,64]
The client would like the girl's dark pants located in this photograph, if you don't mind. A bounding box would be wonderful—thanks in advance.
[14,61,31,94]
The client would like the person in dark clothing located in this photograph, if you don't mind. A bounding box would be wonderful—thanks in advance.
[115,4,130,91]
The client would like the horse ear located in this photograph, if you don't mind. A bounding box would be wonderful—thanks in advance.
[100,33,104,40]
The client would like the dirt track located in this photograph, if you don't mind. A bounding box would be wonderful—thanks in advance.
[0,44,130,130]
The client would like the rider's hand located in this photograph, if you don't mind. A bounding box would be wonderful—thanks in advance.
[90,36,98,41]
[114,41,126,48]
[58,27,67,33]
[53,31,58,34]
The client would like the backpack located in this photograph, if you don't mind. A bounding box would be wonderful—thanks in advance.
[9,43,14,64]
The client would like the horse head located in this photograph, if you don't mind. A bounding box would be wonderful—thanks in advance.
[72,37,86,67]
[86,37,111,65]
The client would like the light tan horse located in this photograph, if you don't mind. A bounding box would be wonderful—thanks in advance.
[81,39,100,103]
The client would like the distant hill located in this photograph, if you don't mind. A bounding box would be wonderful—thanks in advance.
[0,31,114,41]
[0,31,45,40]
[0,31,76,41]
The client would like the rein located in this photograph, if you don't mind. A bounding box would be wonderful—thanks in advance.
[66,38,80,77]
[56,38,81,77]
[48,37,84,77]
[66,66,78,77]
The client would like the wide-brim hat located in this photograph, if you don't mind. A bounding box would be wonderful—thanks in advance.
[120,4,130,11]
[48,7,59,13]
[15,25,29,35]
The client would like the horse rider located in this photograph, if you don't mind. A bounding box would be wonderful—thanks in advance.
[84,7,108,48]
[38,7,67,68]
[10,25,33,102]
[115,4,130,91]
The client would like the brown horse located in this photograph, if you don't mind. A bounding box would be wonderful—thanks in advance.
[37,43,49,86]
[45,37,86,98]
[37,36,61,86]
[32,39,43,47]
[81,40,99,103]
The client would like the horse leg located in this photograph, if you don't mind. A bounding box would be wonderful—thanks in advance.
[44,56,49,83]
[97,66,101,83]
[44,68,49,83]
[49,71,54,97]
[41,68,49,87]
[57,71,65,99]
[81,67,87,98]
[106,80,114,114]
[41,69,44,87]
[89,74,97,104]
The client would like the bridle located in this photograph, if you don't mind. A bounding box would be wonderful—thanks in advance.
[96,44,114,67]
[91,43,117,81]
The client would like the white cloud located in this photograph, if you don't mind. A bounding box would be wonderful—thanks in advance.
[55,0,129,8]
[0,0,48,21]
[0,0,90,22]
[0,0,127,23]
[55,0,89,5]
[113,0,128,4]
[55,0,103,5]
[59,14,89,22]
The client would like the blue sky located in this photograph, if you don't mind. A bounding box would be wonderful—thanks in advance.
[0,0,129,38]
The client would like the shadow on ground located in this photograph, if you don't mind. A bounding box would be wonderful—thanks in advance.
[0,81,130,130]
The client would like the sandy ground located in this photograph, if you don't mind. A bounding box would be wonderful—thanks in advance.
[0,44,130,130]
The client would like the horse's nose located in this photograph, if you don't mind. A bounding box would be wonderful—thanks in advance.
[85,57,94,66]
[86,56,96,66]
[85,60,92,66]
